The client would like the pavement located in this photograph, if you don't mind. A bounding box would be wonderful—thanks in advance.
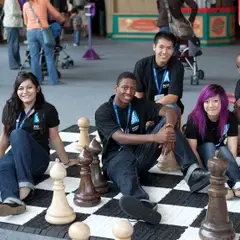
[0,36,239,239]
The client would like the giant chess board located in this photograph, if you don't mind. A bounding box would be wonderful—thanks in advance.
[1,125,240,240]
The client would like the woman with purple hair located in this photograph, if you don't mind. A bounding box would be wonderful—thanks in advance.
[185,84,240,200]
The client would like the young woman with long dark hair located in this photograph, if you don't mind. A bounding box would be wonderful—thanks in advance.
[0,72,78,216]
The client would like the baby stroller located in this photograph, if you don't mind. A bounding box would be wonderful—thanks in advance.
[178,36,205,85]
[21,22,74,78]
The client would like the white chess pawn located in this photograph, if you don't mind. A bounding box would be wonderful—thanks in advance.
[76,117,90,151]
[112,219,133,240]
[68,222,90,240]
[45,159,76,224]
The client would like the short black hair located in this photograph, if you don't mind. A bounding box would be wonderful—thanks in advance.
[153,31,177,46]
[116,72,136,86]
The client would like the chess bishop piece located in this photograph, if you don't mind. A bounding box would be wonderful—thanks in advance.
[74,147,101,207]
[68,222,90,240]
[76,117,90,151]
[89,138,109,194]
[199,151,236,240]
[45,159,76,224]
[112,219,133,240]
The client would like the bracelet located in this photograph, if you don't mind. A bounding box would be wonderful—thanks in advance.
[63,160,70,166]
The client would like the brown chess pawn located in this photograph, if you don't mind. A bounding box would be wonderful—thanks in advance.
[74,147,101,207]
[199,151,236,240]
[76,117,90,151]
[89,138,109,194]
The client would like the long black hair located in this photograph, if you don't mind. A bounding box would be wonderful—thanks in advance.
[3,72,45,136]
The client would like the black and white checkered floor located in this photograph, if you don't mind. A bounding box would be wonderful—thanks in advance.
[1,125,240,240]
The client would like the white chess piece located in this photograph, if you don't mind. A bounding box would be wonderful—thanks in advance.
[68,222,90,240]
[112,219,133,240]
[45,159,76,224]
[76,117,90,151]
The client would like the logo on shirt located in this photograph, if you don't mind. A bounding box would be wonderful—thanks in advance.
[33,112,40,131]
[216,123,230,146]
[131,110,140,132]
[33,113,40,123]
[162,71,170,89]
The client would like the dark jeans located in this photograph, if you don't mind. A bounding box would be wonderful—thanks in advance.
[198,142,240,187]
[6,27,21,69]
[104,118,199,200]
[0,129,50,204]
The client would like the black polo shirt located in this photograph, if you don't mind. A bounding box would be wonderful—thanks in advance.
[185,111,238,147]
[95,95,162,166]
[2,102,60,153]
[134,55,184,110]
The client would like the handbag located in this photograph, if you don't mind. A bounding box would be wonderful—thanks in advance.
[163,0,195,40]
[28,2,55,47]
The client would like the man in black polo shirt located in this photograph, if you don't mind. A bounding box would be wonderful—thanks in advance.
[134,31,184,114]
[95,71,209,225]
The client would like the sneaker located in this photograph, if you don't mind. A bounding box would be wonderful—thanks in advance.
[140,199,158,211]
[73,43,79,47]
[119,196,161,225]
[0,202,26,216]
[188,168,210,193]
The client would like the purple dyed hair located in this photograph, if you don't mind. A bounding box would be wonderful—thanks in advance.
[188,84,229,139]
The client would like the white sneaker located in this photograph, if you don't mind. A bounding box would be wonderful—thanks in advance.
[73,43,79,47]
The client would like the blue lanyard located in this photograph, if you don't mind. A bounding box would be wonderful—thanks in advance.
[15,108,33,130]
[153,67,168,95]
[113,103,131,133]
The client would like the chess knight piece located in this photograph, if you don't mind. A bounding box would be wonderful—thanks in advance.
[199,151,236,240]
[89,138,109,194]
[76,117,90,151]
[45,159,76,224]
[74,147,101,207]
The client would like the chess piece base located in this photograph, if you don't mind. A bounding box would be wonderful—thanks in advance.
[45,212,76,225]
[74,195,100,207]
[199,220,236,240]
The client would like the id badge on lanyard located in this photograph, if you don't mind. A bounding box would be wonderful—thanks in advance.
[153,67,168,102]
[15,108,33,130]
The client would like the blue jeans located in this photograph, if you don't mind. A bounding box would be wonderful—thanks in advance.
[198,142,240,187]
[104,118,199,200]
[160,25,170,32]
[27,29,59,85]
[99,10,105,36]
[74,30,80,45]
[6,27,21,69]
[0,129,50,204]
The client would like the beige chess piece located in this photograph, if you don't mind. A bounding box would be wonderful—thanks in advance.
[45,159,76,224]
[68,222,90,240]
[76,117,90,151]
[112,219,133,240]
[157,150,180,172]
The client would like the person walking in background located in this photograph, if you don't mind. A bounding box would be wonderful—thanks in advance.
[156,0,198,32]
[70,7,82,46]
[3,0,23,70]
[23,0,65,85]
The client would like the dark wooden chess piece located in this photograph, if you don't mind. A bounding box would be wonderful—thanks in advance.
[89,138,109,194]
[199,151,236,240]
[74,147,101,207]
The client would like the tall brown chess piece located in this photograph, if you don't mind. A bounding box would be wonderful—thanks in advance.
[199,151,235,240]
[89,138,109,194]
[74,147,101,207]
